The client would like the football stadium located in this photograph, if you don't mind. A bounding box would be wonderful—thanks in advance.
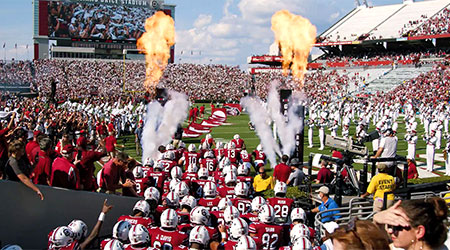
[1,0,450,249]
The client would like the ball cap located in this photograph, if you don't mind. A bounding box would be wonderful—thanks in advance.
[377,163,388,171]
[316,186,329,195]
[33,130,42,137]
[62,145,75,154]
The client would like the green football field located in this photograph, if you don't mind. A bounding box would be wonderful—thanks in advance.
[115,104,448,178]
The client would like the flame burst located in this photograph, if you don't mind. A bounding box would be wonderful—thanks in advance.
[271,10,316,87]
[137,11,175,92]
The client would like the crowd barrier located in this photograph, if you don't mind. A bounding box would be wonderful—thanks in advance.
[0,180,140,248]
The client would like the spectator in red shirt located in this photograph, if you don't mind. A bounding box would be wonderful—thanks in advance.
[315,160,334,184]
[331,148,343,160]
[51,144,80,190]
[76,135,107,191]
[31,137,53,185]
[99,151,134,194]
[273,155,291,183]
[105,131,123,159]
[0,112,16,177]
[407,158,418,179]
[25,131,41,164]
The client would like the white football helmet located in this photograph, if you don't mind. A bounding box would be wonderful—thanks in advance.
[223,165,237,177]
[112,220,132,241]
[188,144,196,152]
[179,142,186,148]
[203,182,217,197]
[169,178,180,192]
[1,245,22,250]
[128,224,149,245]
[103,239,124,250]
[171,166,183,179]
[164,151,175,160]
[233,134,240,140]
[132,166,143,179]
[174,181,189,199]
[190,206,210,225]
[144,158,154,167]
[235,236,257,250]
[237,163,250,176]
[67,219,88,241]
[187,163,198,173]
[234,182,249,196]
[48,226,74,248]
[217,141,224,149]
[160,208,178,229]
[165,191,180,208]
[181,195,197,209]
[166,143,175,150]
[291,208,307,223]
[224,172,237,185]
[189,226,210,246]
[292,236,312,250]
[228,142,236,149]
[229,218,248,240]
[251,196,266,212]
[144,187,160,202]
[153,161,164,171]
[218,157,231,170]
[258,204,275,223]
[204,151,214,158]
[223,206,240,224]
[274,181,287,196]
[197,167,209,179]
[218,197,233,210]
[133,200,150,217]
[291,224,310,242]
[256,144,262,151]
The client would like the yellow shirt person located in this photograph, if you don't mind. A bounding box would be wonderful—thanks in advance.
[253,167,274,193]
[361,164,396,212]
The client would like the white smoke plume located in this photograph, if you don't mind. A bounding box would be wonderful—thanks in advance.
[142,91,189,161]
[240,96,281,167]
[267,80,306,156]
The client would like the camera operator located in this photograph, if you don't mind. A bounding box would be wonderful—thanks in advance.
[371,128,397,167]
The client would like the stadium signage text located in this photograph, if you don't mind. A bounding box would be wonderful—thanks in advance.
[70,0,151,7]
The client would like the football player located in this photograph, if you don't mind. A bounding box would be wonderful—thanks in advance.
[248,204,284,249]
[148,209,188,249]
[267,182,294,222]
[231,182,252,214]
[241,196,266,224]
[179,144,201,171]
[118,200,153,230]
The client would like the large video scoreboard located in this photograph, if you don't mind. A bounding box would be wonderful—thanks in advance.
[33,0,175,60]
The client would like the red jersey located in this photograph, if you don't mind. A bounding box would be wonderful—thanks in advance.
[231,197,252,214]
[31,150,52,185]
[192,179,213,197]
[231,138,244,149]
[214,148,227,160]
[105,135,117,152]
[249,222,284,250]
[142,166,153,178]
[182,172,197,182]
[107,122,115,132]
[51,157,79,190]
[148,227,188,249]
[157,159,177,173]
[135,177,152,197]
[218,186,235,199]
[198,197,221,211]
[273,163,291,183]
[78,149,105,191]
[147,171,167,190]
[223,240,238,250]
[253,150,266,162]
[241,213,259,224]
[226,149,239,164]
[268,197,294,219]
[182,152,201,169]
[100,238,114,250]
[178,224,219,242]
[117,215,153,230]
[201,158,218,172]
[237,176,253,186]
[240,152,252,163]
[211,210,225,225]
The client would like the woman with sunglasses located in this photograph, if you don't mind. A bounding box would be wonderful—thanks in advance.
[373,197,448,250]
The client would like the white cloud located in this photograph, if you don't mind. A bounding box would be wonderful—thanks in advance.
[174,0,352,67]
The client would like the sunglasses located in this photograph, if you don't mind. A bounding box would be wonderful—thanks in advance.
[387,225,411,233]
[259,172,265,174]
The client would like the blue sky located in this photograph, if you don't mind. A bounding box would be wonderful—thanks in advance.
[0,0,404,67]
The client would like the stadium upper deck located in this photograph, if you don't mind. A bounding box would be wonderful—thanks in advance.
[319,0,450,43]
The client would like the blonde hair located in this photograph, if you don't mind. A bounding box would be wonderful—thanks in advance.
[330,219,389,250]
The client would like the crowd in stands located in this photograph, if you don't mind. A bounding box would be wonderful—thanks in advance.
[404,8,450,37]
[0,60,33,85]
